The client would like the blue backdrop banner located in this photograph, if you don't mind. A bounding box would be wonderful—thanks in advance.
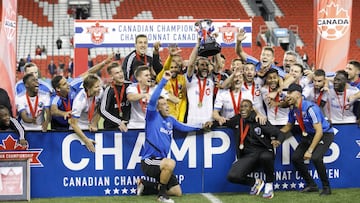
[0,124,359,198]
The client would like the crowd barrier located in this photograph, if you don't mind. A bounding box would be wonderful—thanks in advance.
[0,124,359,198]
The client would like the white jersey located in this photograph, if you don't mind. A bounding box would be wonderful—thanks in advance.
[260,86,289,125]
[303,84,329,105]
[186,74,214,125]
[328,86,359,124]
[214,89,242,119]
[15,91,50,130]
[71,88,103,130]
[126,83,168,129]
[299,76,310,88]
[302,84,330,117]
[242,77,266,116]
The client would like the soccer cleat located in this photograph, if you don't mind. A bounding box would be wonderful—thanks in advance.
[262,190,274,199]
[136,178,144,196]
[157,195,175,203]
[249,179,264,195]
[319,186,331,196]
[300,185,319,193]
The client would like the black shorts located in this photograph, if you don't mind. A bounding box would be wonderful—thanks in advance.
[141,158,179,189]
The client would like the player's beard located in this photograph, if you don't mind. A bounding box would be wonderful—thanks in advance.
[198,69,209,78]
[171,72,178,78]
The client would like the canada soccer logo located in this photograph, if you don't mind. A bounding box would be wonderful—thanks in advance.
[219,22,238,44]
[87,22,109,45]
[0,135,43,167]
[317,1,350,40]
[4,5,16,41]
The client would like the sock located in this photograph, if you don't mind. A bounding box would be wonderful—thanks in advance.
[264,182,273,193]
[158,183,167,196]
[141,179,159,195]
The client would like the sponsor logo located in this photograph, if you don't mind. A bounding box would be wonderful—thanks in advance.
[254,127,261,135]
[317,2,350,40]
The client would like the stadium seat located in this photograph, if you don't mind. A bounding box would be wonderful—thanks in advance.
[274,0,315,65]
[9,0,360,78]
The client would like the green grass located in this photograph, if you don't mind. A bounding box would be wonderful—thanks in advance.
[215,188,360,203]
[2,188,360,203]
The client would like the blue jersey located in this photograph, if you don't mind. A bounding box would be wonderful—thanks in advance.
[246,55,286,78]
[141,78,200,159]
[51,87,79,128]
[288,99,333,134]
[69,77,84,93]
[349,78,360,89]
[50,78,82,129]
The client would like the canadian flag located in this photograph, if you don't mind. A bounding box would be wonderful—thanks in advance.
[0,0,17,115]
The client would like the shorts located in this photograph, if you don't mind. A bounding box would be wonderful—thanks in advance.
[141,158,179,189]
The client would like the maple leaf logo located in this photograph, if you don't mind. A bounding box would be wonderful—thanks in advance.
[0,135,43,167]
[317,1,350,40]
[0,135,27,150]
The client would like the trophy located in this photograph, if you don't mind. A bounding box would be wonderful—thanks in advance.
[195,19,221,57]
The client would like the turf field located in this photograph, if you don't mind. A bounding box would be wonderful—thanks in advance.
[2,188,359,203]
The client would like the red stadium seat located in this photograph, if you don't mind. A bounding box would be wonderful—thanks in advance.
[113,0,247,19]
[6,0,359,78]
[274,0,315,65]
[17,0,53,27]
